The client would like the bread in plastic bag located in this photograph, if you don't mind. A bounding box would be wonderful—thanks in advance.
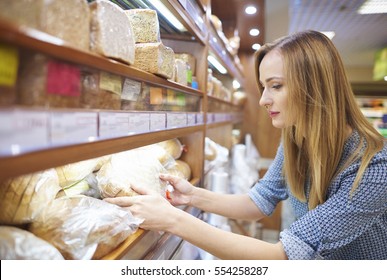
[0,169,61,225]
[166,159,192,181]
[0,226,64,260]
[156,138,184,160]
[55,158,99,188]
[29,195,141,260]
[97,148,168,198]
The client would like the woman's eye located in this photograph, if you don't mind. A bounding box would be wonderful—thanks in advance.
[272,84,282,90]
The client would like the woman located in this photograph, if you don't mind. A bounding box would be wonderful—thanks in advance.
[105,30,387,259]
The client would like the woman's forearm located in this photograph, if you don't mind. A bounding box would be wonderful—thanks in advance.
[168,208,286,260]
[189,187,265,221]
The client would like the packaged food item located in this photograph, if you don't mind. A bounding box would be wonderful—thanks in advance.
[173,58,188,86]
[0,169,61,225]
[18,52,81,108]
[97,148,168,198]
[89,0,135,64]
[156,138,184,159]
[0,43,19,106]
[133,42,175,79]
[55,158,99,189]
[175,53,196,76]
[167,159,192,180]
[29,195,141,259]
[0,0,90,51]
[125,9,161,43]
[0,226,64,260]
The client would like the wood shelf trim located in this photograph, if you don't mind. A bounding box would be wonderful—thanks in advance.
[0,125,205,181]
[0,19,204,97]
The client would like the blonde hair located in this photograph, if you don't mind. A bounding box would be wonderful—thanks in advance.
[255,30,384,209]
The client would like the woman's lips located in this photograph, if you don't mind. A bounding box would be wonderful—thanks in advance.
[269,111,279,118]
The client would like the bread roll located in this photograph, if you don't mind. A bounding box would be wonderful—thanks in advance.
[55,158,99,188]
[167,159,191,180]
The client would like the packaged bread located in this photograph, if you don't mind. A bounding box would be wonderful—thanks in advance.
[29,195,140,260]
[55,158,99,189]
[0,169,61,225]
[156,138,184,159]
[0,0,90,51]
[167,159,191,180]
[97,148,168,198]
[175,53,196,76]
[0,226,64,260]
[125,9,161,43]
[133,42,175,79]
[17,52,81,108]
[173,58,188,86]
[89,0,135,65]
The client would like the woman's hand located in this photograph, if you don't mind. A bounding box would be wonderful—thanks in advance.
[104,184,176,232]
[159,174,195,206]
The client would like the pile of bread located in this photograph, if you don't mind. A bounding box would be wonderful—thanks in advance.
[0,138,191,259]
[0,0,197,107]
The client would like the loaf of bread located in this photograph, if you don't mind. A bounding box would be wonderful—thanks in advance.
[0,0,90,51]
[0,226,64,260]
[175,53,196,76]
[133,42,175,79]
[0,169,61,225]
[167,159,191,180]
[55,158,99,189]
[125,9,161,43]
[97,148,167,198]
[29,195,140,259]
[173,58,188,86]
[89,0,135,65]
[156,138,184,159]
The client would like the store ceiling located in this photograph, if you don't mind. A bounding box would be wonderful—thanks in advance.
[211,0,387,68]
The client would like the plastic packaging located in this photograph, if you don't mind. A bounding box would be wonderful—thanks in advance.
[0,226,64,260]
[29,195,141,260]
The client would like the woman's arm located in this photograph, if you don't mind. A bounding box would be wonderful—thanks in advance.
[160,174,265,221]
[105,190,287,260]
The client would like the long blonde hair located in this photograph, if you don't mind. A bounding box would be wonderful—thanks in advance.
[255,30,384,209]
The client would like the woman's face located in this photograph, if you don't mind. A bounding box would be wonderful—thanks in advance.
[259,50,291,129]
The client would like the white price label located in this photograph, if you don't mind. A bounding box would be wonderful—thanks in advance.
[150,113,166,131]
[167,113,187,129]
[0,109,49,155]
[99,112,130,138]
[50,112,98,145]
[128,113,150,134]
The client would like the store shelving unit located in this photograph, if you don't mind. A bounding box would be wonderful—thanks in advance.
[0,0,245,259]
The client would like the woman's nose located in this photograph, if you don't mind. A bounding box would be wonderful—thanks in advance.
[259,91,271,108]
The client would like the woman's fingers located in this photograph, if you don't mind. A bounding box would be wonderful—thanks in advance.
[104,196,138,207]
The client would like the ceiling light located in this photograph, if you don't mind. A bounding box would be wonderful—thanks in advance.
[321,31,335,39]
[358,0,387,14]
[208,55,227,74]
[252,43,261,51]
[245,6,257,15]
[249,28,260,36]
[148,0,187,31]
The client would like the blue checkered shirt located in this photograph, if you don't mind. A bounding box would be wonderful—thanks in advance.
[249,131,387,259]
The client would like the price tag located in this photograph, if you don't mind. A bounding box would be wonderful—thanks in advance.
[128,113,150,134]
[46,61,81,96]
[187,113,196,126]
[0,44,19,87]
[121,78,141,101]
[100,71,122,96]
[150,112,166,131]
[99,112,130,138]
[196,113,204,124]
[0,109,48,155]
[167,112,187,128]
[50,112,98,145]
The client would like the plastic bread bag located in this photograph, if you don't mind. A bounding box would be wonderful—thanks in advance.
[156,138,184,160]
[0,169,61,225]
[96,148,168,198]
[28,195,142,260]
[0,226,64,260]
[55,157,100,189]
[166,159,192,181]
